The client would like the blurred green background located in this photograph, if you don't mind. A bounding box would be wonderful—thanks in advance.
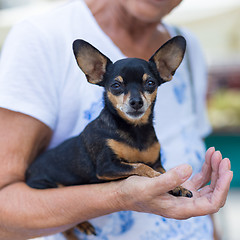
[205,134,239,188]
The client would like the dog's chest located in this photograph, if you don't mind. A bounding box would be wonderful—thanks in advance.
[107,138,160,164]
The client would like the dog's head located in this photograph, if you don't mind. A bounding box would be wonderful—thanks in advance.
[73,36,186,125]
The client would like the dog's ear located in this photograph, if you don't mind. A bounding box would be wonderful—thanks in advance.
[149,36,186,82]
[73,39,112,86]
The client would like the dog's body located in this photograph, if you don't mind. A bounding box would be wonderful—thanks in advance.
[26,36,192,239]
[26,58,165,189]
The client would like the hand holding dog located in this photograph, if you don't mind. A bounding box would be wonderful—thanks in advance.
[117,147,233,219]
[0,107,232,240]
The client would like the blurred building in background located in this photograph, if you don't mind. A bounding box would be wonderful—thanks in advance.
[0,0,31,8]
[0,0,64,47]
[165,0,240,133]
[0,0,60,8]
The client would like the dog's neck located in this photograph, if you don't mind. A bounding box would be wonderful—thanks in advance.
[99,104,157,150]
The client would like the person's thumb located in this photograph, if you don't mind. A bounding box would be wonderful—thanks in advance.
[153,164,192,194]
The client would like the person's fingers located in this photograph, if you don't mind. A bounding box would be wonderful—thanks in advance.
[199,157,231,197]
[192,150,224,198]
[209,150,222,189]
[175,162,231,219]
[225,157,231,169]
[151,164,193,195]
[156,158,232,219]
[205,146,215,165]
[197,157,232,209]
[118,164,192,214]
[212,158,233,208]
[191,147,215,189]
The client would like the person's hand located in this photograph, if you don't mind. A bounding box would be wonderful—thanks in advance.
[117,147,233,219]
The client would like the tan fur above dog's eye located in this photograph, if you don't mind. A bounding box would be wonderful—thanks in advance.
[142,73,149,82]
[114,76,124,83]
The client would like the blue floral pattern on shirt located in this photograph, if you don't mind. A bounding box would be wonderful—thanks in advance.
[84,100,104,122]
[173,81,187,105]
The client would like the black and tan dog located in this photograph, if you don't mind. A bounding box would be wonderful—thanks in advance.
[26,36,192,240]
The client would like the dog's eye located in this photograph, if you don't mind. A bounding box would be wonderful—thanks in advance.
[111,82,121,89]
[145,80,155,87]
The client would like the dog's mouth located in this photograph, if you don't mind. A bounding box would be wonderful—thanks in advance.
[126,110,145,119]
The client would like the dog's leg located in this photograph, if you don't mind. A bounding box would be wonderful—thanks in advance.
[97,161,161,181]
[62,228,78,240]
[98,161,192,198]
[152,161,166,174]
[62,222,96,240]
[153,158,192,198]
[76,221,96,235]
[169,186,192,198]
[139,162,192,198]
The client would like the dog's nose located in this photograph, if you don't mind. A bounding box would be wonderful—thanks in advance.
[129,97,143,110]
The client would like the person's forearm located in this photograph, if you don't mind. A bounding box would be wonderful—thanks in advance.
[0,148,233,240]
[0,181,123,240]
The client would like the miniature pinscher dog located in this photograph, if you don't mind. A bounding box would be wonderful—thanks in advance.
[26,36,192,240]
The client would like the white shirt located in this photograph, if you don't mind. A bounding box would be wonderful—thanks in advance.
[0,0,212,239]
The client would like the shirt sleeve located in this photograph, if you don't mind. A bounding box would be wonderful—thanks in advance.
[0,20,59,130]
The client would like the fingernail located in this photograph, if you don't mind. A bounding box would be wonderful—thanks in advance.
[222,158,231,170]
[176,164,192,180]
[215,150,222,158]
[209,146,215,151]
[223,158,231,170]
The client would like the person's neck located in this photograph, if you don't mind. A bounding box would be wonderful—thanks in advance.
[84,0,171,60]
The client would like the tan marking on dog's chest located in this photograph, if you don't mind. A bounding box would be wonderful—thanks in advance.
[107,139,160,164]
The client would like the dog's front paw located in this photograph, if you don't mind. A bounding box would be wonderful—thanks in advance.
[169,186,193,198]
[62,222,96,240]
[76,221,96,236]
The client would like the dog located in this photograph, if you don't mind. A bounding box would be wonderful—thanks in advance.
[26,36,192,240]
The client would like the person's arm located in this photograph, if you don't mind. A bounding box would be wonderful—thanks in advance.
[0,108,124,239]
[0,108,232,240]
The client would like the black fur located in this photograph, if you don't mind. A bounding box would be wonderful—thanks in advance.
[26,36,191,194]
[26,59,161,188]
[26,36,192,239]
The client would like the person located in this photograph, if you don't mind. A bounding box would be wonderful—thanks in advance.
[0,0,233,239]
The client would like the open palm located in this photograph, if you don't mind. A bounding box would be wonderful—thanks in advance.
[118,147,233,220]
